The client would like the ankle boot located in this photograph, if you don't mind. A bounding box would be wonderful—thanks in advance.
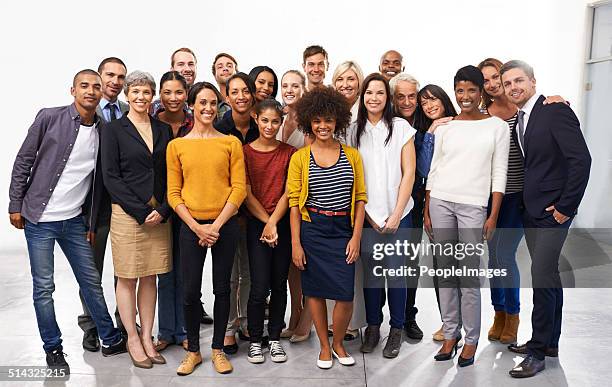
[487,311,506,341]
[499,313,519,344]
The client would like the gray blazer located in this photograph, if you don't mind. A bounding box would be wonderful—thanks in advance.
[96,100,129,123]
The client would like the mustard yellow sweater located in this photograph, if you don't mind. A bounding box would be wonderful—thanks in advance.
[166,136,246,220]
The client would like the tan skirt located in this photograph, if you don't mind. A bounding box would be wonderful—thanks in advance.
[110,204,172,278]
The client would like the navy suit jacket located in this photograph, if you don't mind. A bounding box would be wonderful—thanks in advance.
[521,95,591,220]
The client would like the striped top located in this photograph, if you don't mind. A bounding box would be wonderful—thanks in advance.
[305,147,354,211]
[504,113,525,193]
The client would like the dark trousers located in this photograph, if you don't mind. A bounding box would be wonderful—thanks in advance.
[246,216,291,342]
[522,210,571,360]
[180,217,239,351]
[77,216,124,332]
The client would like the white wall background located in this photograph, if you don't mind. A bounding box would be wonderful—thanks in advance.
[0,0,595,249]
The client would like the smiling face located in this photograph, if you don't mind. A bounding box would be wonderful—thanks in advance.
[254,71,275,102]
[364,80,387,117]
[126,84,154,114]
[481,65,504,99]
[227,77,253,114]
[454,80,482,114]
[256,108,282,139]
[214,56,236,86]
[310,115,336,141]
[393,80,418,120]
[502,67,536,108]
[334,69,359,105]
[303,53,327,87]
[160,80,187,114]
[379,51,403,81]
[420,91,445,120]
[172,51,197,86]
[99,62,126,102]
[71,73,102,113]
[281,73,304,106]
[190,88,218,125]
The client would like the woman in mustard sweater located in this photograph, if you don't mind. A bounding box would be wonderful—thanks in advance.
[166,82,246,376]
[287,87,366,369]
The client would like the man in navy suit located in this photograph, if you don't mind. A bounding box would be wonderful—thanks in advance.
[500,60,591,378]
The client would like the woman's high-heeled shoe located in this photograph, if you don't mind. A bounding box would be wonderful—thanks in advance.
[458,344,477,367]
[148,353,166,364]
[289,330,311,343]
[434,339,459,361]
[127,341,153,369]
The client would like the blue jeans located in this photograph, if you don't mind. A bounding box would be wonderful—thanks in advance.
[363,214,411,329]
[24,216,121,352]
[157,217,186,343]
[488,192,523,315]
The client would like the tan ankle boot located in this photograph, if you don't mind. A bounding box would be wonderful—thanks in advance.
[211,349,233,374]
[499,313,520,344]
[177,351,202,376]
[487,311,506,341]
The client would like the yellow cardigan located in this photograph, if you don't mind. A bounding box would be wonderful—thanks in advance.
[286,143,367,226]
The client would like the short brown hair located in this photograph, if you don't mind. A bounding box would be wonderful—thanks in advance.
[302,45,328,65]
[97,57,126,74]
[211,52,238,76]
[171,47,197,67]
[500,60,535,80]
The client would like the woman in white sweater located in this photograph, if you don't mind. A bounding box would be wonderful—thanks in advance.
[424,65,509,367]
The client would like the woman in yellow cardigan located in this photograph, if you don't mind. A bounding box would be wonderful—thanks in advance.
[287,87,366,369]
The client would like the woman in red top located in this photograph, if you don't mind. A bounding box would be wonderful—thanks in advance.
[243,99,296,364]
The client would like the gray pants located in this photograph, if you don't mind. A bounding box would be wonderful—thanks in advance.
[428,197,486,345]
[226,220,250,336]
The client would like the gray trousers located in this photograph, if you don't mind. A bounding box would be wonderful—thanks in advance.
[428,197,486,345]
[226,219,250,336]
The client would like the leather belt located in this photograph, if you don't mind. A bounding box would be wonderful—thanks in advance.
[307,207,349,216]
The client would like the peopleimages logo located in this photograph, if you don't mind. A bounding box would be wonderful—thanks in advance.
[372,240,486,261]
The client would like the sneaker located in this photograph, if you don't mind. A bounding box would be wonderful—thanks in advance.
[269,340,287,363]
[360,325,380,353]
[211,349,233,374]
[403,320,424,340]
[382,327,403,358]
[46,348,70,374]
[101,336,127,357]
[247,342,264,364]
[177,351,202,376]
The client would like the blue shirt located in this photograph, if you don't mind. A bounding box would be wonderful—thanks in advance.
[99,98,124,122]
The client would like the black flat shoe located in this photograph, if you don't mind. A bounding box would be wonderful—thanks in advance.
[200,303,213,325]
[434,339,458,361]
[82,329,100,352]
[223,343,238,355]
[404,320,424,340]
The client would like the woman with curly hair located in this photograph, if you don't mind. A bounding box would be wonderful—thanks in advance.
[286,87,367,369]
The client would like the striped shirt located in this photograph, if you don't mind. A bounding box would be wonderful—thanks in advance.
[505,113,525,193]
[305,147,354,211]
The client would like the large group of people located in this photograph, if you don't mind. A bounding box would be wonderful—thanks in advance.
[8,45,592,380]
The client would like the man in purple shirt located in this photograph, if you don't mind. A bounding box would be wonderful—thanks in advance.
[8,69,127,374]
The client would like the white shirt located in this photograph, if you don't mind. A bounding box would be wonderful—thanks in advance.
[276,120,305,148]
[39,123,99,222]
[426,117,510,207]
[349,117,416,228]
[517,93,540,156]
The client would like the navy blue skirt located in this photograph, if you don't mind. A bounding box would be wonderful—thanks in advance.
[300,212,355,301]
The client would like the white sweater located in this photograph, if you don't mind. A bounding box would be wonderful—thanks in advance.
[426,117,510,206]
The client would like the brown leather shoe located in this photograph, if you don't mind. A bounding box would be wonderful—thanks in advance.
[127,342,153,369]
[488,311,506,341]
[432,325,445,342]
[182,339,188,351]
[148,353,166,365]
[211,349,233,374]
[177,351,203,376]
[154,339,170,352]
[500,313,520,344]
[508,343,558,357]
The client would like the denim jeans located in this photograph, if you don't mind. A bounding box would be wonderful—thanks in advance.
[363,214,411,329]
[488,192,523,315]
[157,216,186,343]
[24,216,121,352]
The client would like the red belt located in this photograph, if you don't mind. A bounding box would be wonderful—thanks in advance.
[307,207,349,216]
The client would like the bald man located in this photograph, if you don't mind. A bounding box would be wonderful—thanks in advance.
[379,50,405,81]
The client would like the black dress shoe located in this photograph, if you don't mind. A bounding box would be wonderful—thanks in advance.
[509,355,545,378]
[82,329,100,352]
[403,320,424,340]
[200,302,213,325]
[46,347,70,374]
[508,343,558,357]
[101,336,127,357]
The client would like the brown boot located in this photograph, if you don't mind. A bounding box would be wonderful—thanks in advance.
[499,313,520,344]
[487,311,506,341]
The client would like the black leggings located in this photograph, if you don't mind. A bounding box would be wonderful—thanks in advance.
[180,217,239,351]
[246,216,291,342]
